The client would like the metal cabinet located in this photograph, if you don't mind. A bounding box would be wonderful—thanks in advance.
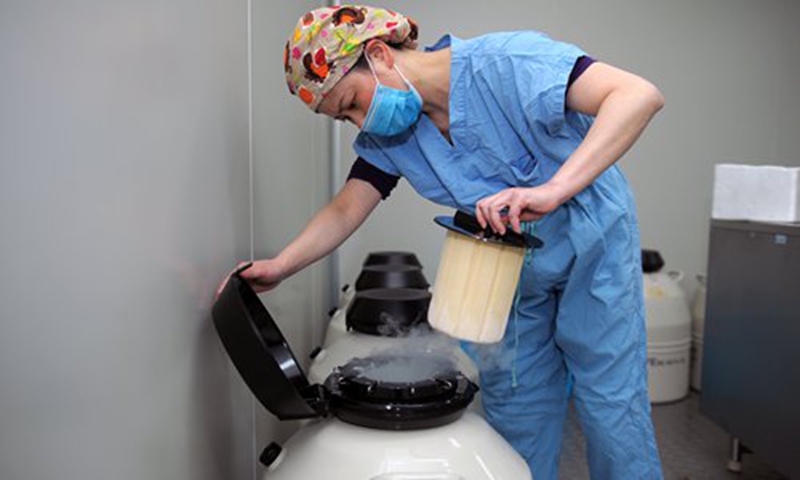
[701,220,800,478]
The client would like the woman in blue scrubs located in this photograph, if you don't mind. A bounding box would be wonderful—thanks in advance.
[222,5,665,479]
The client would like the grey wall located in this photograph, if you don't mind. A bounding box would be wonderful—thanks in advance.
[0,1,258,479]
[249,0,332,465]
[337,0,800,297]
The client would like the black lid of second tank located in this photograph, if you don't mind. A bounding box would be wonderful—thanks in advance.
[354,264,430,291]
[363,251,422,268]
[641,249,665,273]
[346,288,431,336]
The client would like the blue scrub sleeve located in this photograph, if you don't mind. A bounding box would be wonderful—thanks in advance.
[352,132,402,177]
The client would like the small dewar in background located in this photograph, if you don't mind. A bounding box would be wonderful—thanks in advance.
[642,250,692,404]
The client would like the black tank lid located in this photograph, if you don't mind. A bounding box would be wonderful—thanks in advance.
[363,251,422,268]
[354,264,430,291]
[212,274,323,421]
[346,288,431,336]
[641,249,665,273]
[324,355,478,431]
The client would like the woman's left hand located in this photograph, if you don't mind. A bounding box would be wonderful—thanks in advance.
[475,182,568,235]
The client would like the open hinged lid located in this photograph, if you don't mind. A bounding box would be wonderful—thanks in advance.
[212,273,325,421]
[434,210,544,249]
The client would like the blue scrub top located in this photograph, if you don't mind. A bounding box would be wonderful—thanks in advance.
[353,31,599,215]
[350,33,663,480]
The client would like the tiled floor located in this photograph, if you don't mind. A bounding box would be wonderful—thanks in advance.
[558,393,787,479]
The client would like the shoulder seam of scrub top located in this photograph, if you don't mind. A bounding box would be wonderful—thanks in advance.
[348,55,594,201]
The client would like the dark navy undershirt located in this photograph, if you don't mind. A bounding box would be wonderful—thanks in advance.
[348,56,596,200]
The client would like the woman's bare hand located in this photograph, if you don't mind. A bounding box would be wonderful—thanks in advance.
[475,182,567,235]
[216,258,287,297]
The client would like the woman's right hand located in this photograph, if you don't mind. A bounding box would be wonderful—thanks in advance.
[216,258,288,297]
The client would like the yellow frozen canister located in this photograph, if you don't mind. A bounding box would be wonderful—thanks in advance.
[429,211,543,343]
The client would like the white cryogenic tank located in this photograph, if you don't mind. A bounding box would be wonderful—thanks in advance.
[263,413,527,479]
[323,304,352,349]
[642,250,692,403]
[213,275,531,480]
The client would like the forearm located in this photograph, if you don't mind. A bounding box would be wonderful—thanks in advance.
[276,180,379,277]
[550,82,665,203]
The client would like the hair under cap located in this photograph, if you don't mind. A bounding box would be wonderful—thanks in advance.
[284,5,419,111]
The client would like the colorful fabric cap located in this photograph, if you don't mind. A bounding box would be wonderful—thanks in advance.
[284,5,419,111]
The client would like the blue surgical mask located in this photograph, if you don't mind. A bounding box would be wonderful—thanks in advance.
[361,54,423,137]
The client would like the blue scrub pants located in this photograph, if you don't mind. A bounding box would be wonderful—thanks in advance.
[464,201,664,480]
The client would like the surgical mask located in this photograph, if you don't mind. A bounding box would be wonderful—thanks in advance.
[361,54,423,137]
